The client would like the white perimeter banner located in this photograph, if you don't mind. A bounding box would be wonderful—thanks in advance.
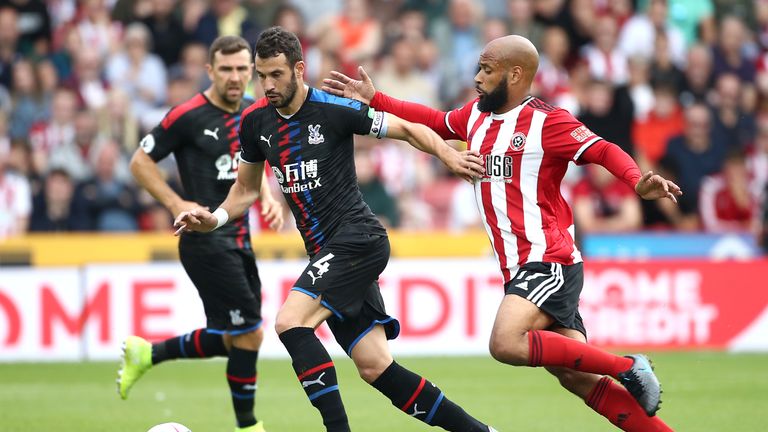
[1,259,767,361]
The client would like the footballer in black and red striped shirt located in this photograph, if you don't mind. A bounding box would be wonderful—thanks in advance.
[118,35,281,432]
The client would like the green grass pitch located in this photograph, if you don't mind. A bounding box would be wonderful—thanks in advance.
[1,352,765,431]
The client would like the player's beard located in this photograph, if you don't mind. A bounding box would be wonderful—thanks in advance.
[219,82,244,106]
[477,76,508,113]
[267,72,299,108]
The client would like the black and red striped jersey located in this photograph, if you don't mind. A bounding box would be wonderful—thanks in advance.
[239,87,387,256]
[141,92,253,253]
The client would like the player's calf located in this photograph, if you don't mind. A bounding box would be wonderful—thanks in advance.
[279,327,350,432]
[371,361,491,432]
[152,328,228,363]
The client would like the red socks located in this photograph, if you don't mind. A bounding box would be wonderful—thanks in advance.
[587,377,673,431]
[528,330,633,377]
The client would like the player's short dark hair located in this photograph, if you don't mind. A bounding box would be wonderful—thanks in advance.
[255,26,303,67]
[208,35,252,65]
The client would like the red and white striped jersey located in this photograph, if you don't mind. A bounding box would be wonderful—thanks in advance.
[445,96,602,282]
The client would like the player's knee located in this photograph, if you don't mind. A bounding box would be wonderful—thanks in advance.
[355,358,389,384]
[231,327,264,350]
[488,334,528,366]
[274,317,295,335]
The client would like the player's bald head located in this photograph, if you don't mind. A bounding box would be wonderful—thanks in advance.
[480,35,539,84]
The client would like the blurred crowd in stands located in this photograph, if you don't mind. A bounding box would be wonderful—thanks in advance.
[0,0,766,251]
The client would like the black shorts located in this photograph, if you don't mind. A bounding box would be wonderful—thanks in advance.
[292,224,400,355]
[179,247,262,335]
[505,262,587,338]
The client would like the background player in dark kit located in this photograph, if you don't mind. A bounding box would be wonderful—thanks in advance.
[175,27,497,432]
[117,35,283,432]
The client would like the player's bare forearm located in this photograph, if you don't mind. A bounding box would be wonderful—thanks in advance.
[385,116,484,182]
[219,161,265,219]
[130,149,184,210]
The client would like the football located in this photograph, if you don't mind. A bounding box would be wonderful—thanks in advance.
[146,423,191,432]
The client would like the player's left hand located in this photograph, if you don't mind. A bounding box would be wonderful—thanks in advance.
[173,208,217,236]
[261,196,284,231]
[635,171,683,203]
[444,149,485,183]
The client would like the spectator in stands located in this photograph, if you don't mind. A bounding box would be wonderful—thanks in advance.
[659,103,727,230]
[36,58,58,96]
[168,42,209,91]
[650,31,685,92]
[28,87,77,175]
[105,22,167,116]
[50,25,81,82]
[77,140,140,231]
[193,0,258,46]
[711,73,755,150]
[141,0,189,66]
[679,43,714,106]
[626,55,654,121]
[712,15,756,83]
[98,88,139,154]
[573,165,643,233]
[0,7,20,89]
[29,167,87,232]
[0,143,31,238]
[506,0,545,48]
[632,83,685,168]
[311,0,382,77]
[619,0,686,67]
[580,15,629,85]
[4,0,51,56]
[534,25,576,113]
[666,0,717,45]
[48,109,129,183]
[64,49,109,110]
[355,145,399,228]
[432,0,482,105]
[375,37,438,107]
[563,0,596,51]
[6,139,33,180]
[76,0,121,57]
[9,59,49,139]
[699,149,758,232]
[578,79,635,155]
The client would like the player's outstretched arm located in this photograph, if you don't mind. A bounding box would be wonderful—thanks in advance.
[130,149,207,217]
[174,161,265,235]
[323,67,457,140]
[385,115,484,183]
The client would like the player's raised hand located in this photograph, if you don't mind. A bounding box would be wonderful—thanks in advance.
[261,196,284,231]
[443,149,485,183]
[321,66,376,104]
[173,208,217,236]
[635,171,683,203]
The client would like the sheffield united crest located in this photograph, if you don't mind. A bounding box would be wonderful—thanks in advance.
[511,132,526,151]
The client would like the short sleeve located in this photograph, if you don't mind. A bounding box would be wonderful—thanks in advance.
[239,110,265,163]
[140,110,184,162]
[541,109,603,162]
[445,98,478,141]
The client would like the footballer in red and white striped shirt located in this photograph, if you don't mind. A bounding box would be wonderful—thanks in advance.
[325,34,681,431]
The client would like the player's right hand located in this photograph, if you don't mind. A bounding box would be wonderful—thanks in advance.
[321,66,376,104]
[445,149,485,183]
[169,200,208,220]
[173,209,217,236]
